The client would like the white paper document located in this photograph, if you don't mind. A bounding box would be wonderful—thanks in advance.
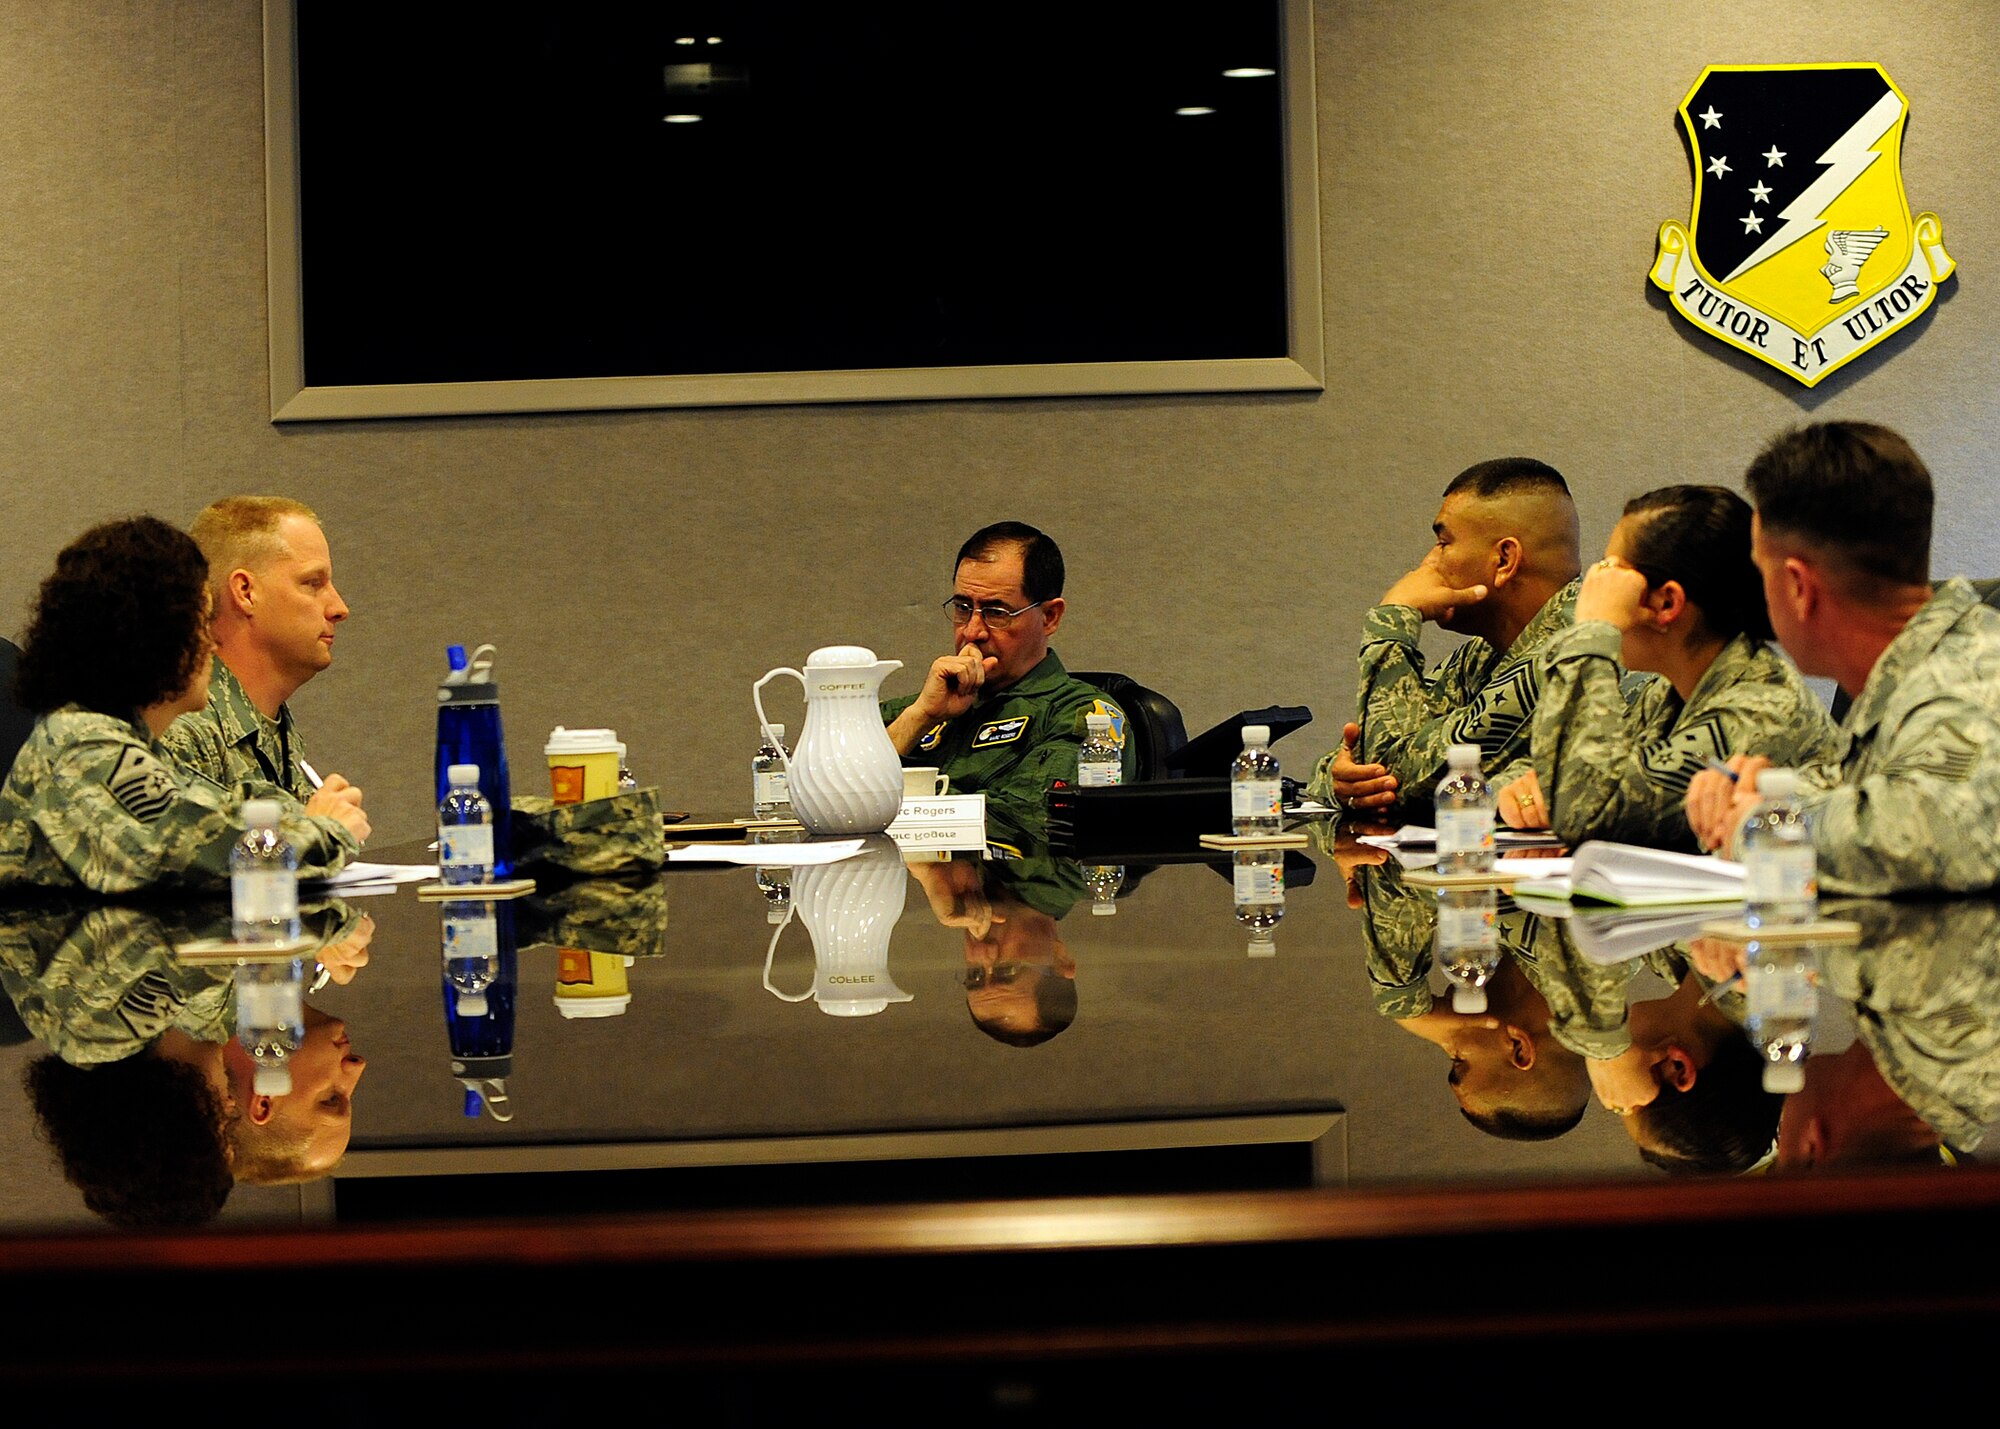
[667,838,866,867]
[1358,824,1567,852]
[308,861,438,891]
[1508,841,1745,907]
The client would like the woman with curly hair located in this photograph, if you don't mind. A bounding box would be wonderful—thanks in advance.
[0,516,361,891]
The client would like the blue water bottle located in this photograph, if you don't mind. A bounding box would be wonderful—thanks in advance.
[436,643,513,877]
[442,899,516,1122]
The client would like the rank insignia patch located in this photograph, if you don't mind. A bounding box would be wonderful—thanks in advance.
[1650,64,1954,386]
[972,716,1029,749]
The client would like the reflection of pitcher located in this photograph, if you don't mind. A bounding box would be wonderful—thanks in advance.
[764,836,912,1016]
[754,646,904,835]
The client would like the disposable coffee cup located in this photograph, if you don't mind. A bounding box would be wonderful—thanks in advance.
[902,766,950,799]
[553,947,632,1019]
[546,726,622,806]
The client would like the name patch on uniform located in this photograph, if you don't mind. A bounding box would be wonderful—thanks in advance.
[972,716,1029,749]
[107,747,176,824]
[916,721,947,753]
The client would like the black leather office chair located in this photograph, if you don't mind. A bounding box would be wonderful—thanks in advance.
[1072,671,1189,781]
[1826,578,2000,722]
[0,637,31,782]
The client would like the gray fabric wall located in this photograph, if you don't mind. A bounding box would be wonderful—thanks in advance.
[2,0,1996,849]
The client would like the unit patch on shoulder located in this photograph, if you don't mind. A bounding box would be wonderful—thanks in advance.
[972,716,1030,749]
[916,721,948,753]
[106,746,177,824]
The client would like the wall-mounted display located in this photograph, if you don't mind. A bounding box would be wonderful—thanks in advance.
[1649,63,1954,388]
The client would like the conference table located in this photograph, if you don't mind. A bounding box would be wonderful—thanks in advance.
[5,817,2000,1401]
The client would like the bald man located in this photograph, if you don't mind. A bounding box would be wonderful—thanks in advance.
[1311,458,1586,821]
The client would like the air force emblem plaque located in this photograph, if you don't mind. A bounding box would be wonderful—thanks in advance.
[1650,64,1954,386]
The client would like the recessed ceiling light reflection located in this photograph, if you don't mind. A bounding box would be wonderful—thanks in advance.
[706,36,723,44]
[1223,67,1276,78]
[662,113,703,124]
[1175,106,1216,116]
[674,36,696,45]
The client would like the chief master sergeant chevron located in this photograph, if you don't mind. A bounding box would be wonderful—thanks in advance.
[881,523,1134,830]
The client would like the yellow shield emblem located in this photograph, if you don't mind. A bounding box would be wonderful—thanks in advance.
[1650,63,1954,386]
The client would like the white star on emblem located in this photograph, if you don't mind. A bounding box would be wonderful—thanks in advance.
[1699,105,1723,129]
[1763,145,1786,167]
[1740,211,1764,234]
[1749,180,1772,204]
[1706,155,1731,179]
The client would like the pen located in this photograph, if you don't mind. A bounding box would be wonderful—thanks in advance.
[1698,971,1743,1006]
[300,759,324,790]
[1703,758,1739,783]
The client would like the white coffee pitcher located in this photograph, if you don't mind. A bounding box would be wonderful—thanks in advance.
[762,835,912,1017]
[754,645,905,835]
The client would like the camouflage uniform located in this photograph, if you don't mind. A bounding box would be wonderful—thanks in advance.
[512,788,667,877]
[1531,627,1837,851]
[519,875,671,959]
[1351,860,1438,1019]
[881,650,1134,832]
[1516,916,1706,1061]
[1312,579,1586,820]
[0,708,358,893]
[1820,897,2000,1151]
[158,660,315,803]
[1794,579,2000,895]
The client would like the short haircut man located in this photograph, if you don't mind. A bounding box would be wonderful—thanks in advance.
[1311,457,1585,818]
[881,522,1134,830]
[1687,421,2000,894]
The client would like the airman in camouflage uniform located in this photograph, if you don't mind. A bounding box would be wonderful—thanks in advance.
[159,658,315,802]
[1531,627,1836,851]
[0,708,358,893]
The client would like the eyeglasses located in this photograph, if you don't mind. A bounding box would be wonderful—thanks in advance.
[962,961,1034,990]
[942,596,1045,630]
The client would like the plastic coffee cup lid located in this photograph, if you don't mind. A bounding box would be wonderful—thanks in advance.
[553,992,632,1018]
[545,726,621,756]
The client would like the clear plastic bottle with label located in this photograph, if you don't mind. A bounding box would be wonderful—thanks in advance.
[235,956,306,1097]
[1083,863,1125,915]
[1740,768,1816,929]
[1077,714,1123,788]
[442,900,501,1018]
[1434,744,1496,875]
[753,724,791,817]
[1233,848,1285,956]
[439,762,495,886]
[1230,724,1282,836]
[1743,938,1818,1094]
[1435,886,1502,1012]
[231,799,300,945]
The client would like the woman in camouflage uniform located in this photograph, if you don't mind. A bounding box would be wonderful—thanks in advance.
[1499,486,1836,852]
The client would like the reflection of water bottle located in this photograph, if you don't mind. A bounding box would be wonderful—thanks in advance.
[439,763,494,886]
[1231,725,1281,836]
[1436,886,1501,1012]
[236,957,306,1097]
[1435,745,1495,875]
[1233,848,1284,956]
[1745,939,1818,1094]
[231,799,300,944]
[1741,769,1816,929]
[436,643,513,878]
[1077,714,1122,788]
[753,723,791,817]
[750,825,803,924]
[442,900,500,1017]
[443,900,516,1121]
[1083,863,1125,916]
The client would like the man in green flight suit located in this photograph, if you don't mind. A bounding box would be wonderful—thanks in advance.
[160,496,369,835]
[881,522,1135,831]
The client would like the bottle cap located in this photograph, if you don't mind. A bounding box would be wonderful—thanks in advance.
[766,723,785,742]
[1247,932,1277,958]
[240,799,281,828]
[1452,984,1488,1014]
[1086,714,1111,732]
[456,990,490,1018]
[1759,768,1799,797]
[1092,898,1117,916]
[1447,744,1481,769]
[1763,1060,1806,1094]
[1241,724,1271,747]
[253,1065,293,1097]
[448,763,481,786]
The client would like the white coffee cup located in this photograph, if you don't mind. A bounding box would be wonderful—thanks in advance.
[902,767,950,798]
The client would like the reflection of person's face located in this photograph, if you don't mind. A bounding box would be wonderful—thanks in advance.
[253,515,350,687]
[1443,1018,1532,1114]
[253,1005,366,1175]
[948,547,1062,693]
[963,899,1073,1036]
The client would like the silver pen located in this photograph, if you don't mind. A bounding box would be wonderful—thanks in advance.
[300,759,325,790]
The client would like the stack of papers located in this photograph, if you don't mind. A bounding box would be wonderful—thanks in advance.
[1357,824,1565,869]
[1509,841,1745,907]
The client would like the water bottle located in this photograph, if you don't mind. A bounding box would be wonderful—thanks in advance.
[1077,714,1122,788]
[1436,886,1501,1012]
[235,956,305,1097]
[1083,862,1125,915]
[1230,724,1282,836]
[442,900,501,1017]
[1434,744,1496,875]
[231,799,300,945]
[1743,939,1818,1094]
[750,825,803,923]
[443,900,517,1122]
[1233,848,1285,956]
[436,643,513,877]
[753,723,792,817]
[1740,769,1816,929]
[439,763,495,885]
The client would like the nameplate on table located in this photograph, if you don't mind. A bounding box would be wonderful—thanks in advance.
[887,793,987,852]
